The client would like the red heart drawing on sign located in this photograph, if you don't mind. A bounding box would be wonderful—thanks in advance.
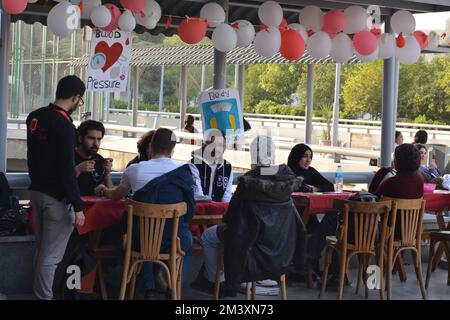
[95,41,123,72]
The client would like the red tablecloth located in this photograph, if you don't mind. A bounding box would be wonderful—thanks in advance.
[190,201,229,237]
[423,191,450,212]
[291,192,356,215]
[77,196,127,235]
[77,197,229,236]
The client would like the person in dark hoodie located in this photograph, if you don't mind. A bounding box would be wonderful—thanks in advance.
[95,128,195,298]
[192,136,306,297]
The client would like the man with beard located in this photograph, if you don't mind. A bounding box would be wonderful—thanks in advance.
[27,75,86,300]
[74,120,113,196]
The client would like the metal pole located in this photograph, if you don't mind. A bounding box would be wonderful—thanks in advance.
[380,18,396,167]
[213,0,228,90]
[40,26,47,107]
[237,64,245,103]
[132,67,139,132]
[392,56,400,131]
[332,63,341,148]
[0,10,11,172]
[305,64,314,145]
[155,64,165,128]
[200,64,206,91]
[179,65,188,130]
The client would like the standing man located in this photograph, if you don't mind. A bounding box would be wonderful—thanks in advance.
[27,75,86,300]
[75,120,113,195]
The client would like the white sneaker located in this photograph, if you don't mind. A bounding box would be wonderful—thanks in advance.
[255,279,278,287]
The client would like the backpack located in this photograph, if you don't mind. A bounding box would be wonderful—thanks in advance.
[0,172,23,236]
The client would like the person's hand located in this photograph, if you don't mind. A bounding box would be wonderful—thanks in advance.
[74,211,85,227]
[306,184,319,192]
[104,158,113,175]
[75,160,95,175]
[429,162,438,170]
[94,184,107,196]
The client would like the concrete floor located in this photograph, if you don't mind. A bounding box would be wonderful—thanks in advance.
[4,256,449,301]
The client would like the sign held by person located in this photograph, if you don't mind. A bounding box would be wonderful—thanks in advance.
[86,29,132,92]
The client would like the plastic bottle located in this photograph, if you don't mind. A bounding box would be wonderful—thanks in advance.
[335,164,344,193]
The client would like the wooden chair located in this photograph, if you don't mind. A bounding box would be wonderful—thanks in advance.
[425,231,450,289]
[381,197,427,300]
[319,200,391,300]
[119,200,187,300]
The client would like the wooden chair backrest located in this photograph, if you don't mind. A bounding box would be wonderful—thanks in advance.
[126,199,187,260]
[334,199,392,252]
[380,196,425,247]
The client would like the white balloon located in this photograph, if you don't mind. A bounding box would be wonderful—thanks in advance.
[288,23,308,45]
[47,1,80,37]
[299,6,323,32]
[356,47,379,62]
[233,20,255,47]
[135,13,158,29]
[396,36,421,64]
[253,26,281,58]
[90,5,111,28]
[28,0,39,3]
[330,33,353,63]
[426,31,439,49]
[142,0,162,22]
[307,31,331,60]
[258,1,283,27]
[212,23,237,52]
[391,10,416,35]
[119,10,136,32]
[343,5,368,34]
[378,33,395,59]
[200,2,225,28]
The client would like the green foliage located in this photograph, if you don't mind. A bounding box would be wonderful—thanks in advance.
[316,104,333,140]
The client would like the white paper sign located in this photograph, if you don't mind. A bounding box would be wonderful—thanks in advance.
[86,29,132,92]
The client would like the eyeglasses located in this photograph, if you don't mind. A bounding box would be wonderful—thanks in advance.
[79,96,85,106]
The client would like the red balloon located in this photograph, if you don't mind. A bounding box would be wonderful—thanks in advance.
[353,30,377,55]
[102,4,121,32]
[2,0,27,14]
[278,18,288,33]
[280,29,305,61]
[178,18,208,44]
[413,31,428,50]
[322,9,346,34]
[120,0,145,13]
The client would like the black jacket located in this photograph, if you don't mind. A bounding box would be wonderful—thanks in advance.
[26,104,83,212]
[222,164,306,294]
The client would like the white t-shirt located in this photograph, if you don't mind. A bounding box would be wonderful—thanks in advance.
[120,157,183,193]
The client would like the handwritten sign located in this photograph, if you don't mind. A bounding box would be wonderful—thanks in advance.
[86,29,132,92]
[199,89,244,138]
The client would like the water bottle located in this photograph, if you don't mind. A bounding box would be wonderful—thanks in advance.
[335,165,344,193]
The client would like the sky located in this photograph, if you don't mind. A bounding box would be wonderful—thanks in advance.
[414,11,450,31]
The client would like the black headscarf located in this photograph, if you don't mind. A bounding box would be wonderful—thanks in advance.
[287,143,334,192]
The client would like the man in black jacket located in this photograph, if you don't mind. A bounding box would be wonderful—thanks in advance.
[27,75,86,300]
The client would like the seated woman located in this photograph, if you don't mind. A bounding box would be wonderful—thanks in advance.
[415,143,442,186]
[287,143,334,192]
[126,130,155,168]
[192,136,306,297]
[368,166,396,194]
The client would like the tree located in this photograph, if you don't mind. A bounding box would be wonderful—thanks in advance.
[341,60,383,119]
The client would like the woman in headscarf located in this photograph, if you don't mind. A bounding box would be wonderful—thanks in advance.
[287,143,334,192]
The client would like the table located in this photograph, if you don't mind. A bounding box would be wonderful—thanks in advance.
[291,191,356,224]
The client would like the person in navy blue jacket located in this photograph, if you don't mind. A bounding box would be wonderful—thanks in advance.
[95,128,195,298]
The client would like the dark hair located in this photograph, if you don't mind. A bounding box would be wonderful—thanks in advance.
[77,120,105,138]
[151,128,176,155]
[56,75,86,100]
[287,143,313,175]
[415,143,427,152]
[414,130,428,144]
[395,131,402,139]
[394,143,420,174]
[137,130,155,158]
[184,115,194,127]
